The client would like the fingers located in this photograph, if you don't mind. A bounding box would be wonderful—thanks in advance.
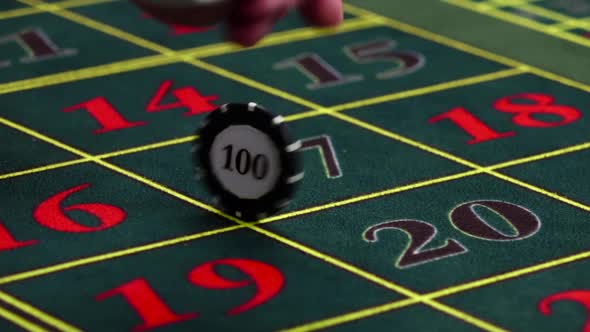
[299,0,343,27]
[227,0,298,46]
[232,0,297,22]
[132,0,344,46]
[226,19,274,46]
[226,0,343,46]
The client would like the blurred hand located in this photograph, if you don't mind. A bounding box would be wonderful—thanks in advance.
[227,0,343,46]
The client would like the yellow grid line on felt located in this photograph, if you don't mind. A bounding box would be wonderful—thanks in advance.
[16,0,590,268]
[0,0,443,307]
[0,17,375,95]
[0,0,117,20]
[355,2,590,90]
[0,117,238,225]
[0,2,509,322]
[224,219,510,332]
[0,67,522,184]
[548,19,590,31]
[0,170,480,285]
[257,137,590,224]
[515,3,590,30]
[0,68,527,291]
[0,304,48,332]
[286,67,525,121]
[2,117,588,332]
[0,67,522,183]
[284,247,590,331]
[516,3,589,26]
[0,116,508,332]
[281,298,422,332]
[7,129,587,232]
[27,0,579,215]
[4,135,588,211]
[0,224,244,286]
[483,0,543,9]
[0,291,81,332]
[339,4,590,210]
[443,0,590,48]
[1,131,588,331]
[0,135,197,181]
[331,111,590,214]
[7,1,588,330]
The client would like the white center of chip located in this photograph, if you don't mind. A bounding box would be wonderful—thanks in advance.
[210,125,281,199]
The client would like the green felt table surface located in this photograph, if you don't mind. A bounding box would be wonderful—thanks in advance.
[0,0,589,331]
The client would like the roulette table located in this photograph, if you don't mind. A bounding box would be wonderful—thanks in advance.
[1,0,590,331]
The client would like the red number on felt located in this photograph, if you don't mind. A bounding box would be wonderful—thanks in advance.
[168,25,214,36]
[96,278,198,332]
[64,82,218,134]
[147,80,218,116]
[539,290,590,332]
[64,97,147,134]
[141,12,215,36]
[0,222,38,251]
[34,183,127,233]
[97,259,284,330]
[430,93,582,144]
[494,93,582,128]
[429,107,515,144]
[189,258,285,315]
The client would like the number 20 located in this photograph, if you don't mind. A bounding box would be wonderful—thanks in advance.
[363,200,541,268]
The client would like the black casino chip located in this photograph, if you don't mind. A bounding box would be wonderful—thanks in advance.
[194,102,303,220]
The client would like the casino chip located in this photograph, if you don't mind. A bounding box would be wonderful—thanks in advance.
[194,102,303,220]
